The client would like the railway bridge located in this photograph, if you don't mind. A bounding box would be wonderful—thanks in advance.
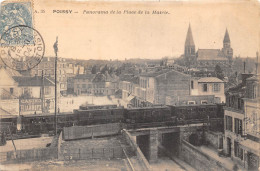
[126,123,208,163]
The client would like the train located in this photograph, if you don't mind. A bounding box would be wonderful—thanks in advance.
[0,103,224,136]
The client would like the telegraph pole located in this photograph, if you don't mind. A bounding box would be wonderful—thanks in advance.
[53,37,58,135]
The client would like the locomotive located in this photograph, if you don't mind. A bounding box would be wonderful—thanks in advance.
[0,103,224,135]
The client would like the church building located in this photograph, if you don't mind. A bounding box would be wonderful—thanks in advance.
[184,24,233,76]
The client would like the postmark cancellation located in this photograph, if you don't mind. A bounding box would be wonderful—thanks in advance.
[0,1,45,71]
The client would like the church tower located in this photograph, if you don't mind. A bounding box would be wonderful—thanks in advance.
[222,29,233,62]
[184,24,196,68]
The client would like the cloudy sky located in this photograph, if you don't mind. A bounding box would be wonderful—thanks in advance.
[33,0,259,60]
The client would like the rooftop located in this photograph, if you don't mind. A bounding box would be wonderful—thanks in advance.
[197,49,228,61]
[120,74,139,84]
[198,77,224,83]
[12,76,55,87]
[74,74,95,80]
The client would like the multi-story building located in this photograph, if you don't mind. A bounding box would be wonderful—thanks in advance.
[30,57,67,94]
[134,69,191,107]
[13,76,55,115]
[240,74,259,170]
[224,72,259,170]
[74,74,95,95]
[190,77,225,103]
[0,67,55,115]
[92,72,119,96]
[66,63,85,75]
[73,72,119,96]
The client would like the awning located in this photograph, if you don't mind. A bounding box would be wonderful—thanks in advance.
[240,139,260,156]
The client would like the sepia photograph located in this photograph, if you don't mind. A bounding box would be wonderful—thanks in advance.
[0,0,259,170]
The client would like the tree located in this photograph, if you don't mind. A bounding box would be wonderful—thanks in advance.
[215,65,225,80]
[101,64,108,74]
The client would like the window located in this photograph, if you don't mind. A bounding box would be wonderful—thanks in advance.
[44,87,51,95]
[191,81,194,89]
[201,100,208,104]
[225,116,233,131]
[234,141,243,160]
[203,84,208,92]
[82,84,86,88]
[234,118,242,135]
[214,83,220,92]
[188,101,196,105]
[10,88,13,94]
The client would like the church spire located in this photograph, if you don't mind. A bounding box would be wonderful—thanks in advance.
[184,24,196,68]
[223,28,230,43]
[185,23,195,46]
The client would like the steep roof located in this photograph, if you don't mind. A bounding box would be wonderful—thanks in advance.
[197,49,228,61]
[185,24,195,47]
[198,77,224,83]
[223,29,230,43]
[0,66,22,77]
[12,76,55,87]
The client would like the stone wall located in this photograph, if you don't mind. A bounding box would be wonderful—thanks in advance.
[62,147,125,160]
[205,131,223,150]
[121,129,151,171]
[181,140,229,171]
[63,123,121,140]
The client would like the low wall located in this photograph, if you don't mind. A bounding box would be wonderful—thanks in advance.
[181,140,229,171]
[4,147,57,163]
[121,129,151,171]
[63,123,121,140]
[63,147,126,160]
[0,133,62,163]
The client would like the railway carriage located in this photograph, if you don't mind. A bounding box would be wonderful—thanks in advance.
[0,103,225,136]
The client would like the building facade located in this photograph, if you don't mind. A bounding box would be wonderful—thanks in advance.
[190,77,225,103]
[134,69,191,107]
[224,73,259,170]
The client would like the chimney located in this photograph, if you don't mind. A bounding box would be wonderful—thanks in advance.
[243,61,246,73]
[256,51,259,75]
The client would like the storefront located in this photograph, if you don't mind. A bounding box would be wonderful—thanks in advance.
[240,139,260,171]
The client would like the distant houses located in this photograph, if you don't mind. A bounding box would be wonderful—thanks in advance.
[73,72,119,96]
[120,68,226,107]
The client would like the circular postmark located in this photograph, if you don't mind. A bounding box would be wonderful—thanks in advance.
[0,25,45,71]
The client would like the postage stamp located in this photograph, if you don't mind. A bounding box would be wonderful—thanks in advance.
[0,1,33,39]
[0,25,45,71]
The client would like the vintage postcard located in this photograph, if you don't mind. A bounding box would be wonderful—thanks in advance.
[0,0,259,170]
